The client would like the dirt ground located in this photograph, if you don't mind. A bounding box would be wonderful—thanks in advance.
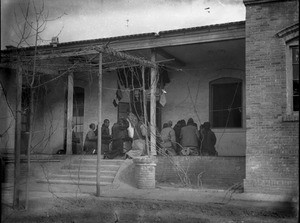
[2,193,298,223]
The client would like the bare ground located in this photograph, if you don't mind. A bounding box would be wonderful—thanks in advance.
[2,194,298,223]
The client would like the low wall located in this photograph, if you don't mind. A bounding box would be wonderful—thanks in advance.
[156,156,245,189]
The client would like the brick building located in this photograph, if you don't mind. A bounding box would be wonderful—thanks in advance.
[0,0,298,196]
[243,0,299,194]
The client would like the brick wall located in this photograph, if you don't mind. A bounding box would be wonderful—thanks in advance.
[244,0,299,195]
[156,156,245,189]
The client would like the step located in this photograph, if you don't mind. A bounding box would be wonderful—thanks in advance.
[73,158,124,165]
[48,174,114,181]
[59,169,116,176]
[61,164,120,171]
[36,178,112,185]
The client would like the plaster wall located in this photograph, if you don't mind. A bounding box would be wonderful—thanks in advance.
[25,78,67,154]
[82,71,121,139]
[162,62,246,156]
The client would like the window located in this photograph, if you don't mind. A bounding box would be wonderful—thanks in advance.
[73,87,84,134]
[292,47,299,111]
[210,78,242,128]
[276,23,299,117]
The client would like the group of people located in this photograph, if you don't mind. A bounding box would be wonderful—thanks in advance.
[158,118,218,156]
[81,115,217,159]
[83,111,148,159]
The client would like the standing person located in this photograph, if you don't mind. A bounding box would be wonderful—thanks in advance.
[199,122,218,156]
[159,122,176,156]
[180,118,199,156]
[127,110,138,129]
[101,119,112,157]
[83,123,97,154]
[126,116,147,158]
[173,119,186,155]
[108,118,129,159]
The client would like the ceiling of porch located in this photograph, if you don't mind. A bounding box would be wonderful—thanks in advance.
[129,38,245,67]
[65,37,245,73]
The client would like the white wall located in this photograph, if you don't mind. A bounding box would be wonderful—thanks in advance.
[82,71,120,139]
[161,61,246,156]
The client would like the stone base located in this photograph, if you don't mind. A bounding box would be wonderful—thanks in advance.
[133,156,157,189]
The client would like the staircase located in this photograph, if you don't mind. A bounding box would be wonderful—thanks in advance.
[36,156,124,192]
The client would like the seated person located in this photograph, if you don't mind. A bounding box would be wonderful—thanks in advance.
[199,122,218,156]
[159,122,176,156]
[83,123,97,154]
[180,118,199,156]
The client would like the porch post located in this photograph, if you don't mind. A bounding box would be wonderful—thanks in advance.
[96,52,103,197]
[66,71,74,155]
[142,66,150,155]
[150,49,157,156]
[13,65,22,208]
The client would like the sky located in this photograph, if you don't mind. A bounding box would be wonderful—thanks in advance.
[1,0,245,49]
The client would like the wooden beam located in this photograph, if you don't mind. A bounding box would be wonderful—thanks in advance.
[142,66,150,156]
[96,45,157,68]
[14,45,158,68]
[96,52,103,197]
[13,65,22,208]
[155,48,186,67]
[0,63,59,75]
[150,49,157,156]
[66,72,74,155]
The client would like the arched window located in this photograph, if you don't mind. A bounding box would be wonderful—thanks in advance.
[209,77,242,128]
[276,23,299,115]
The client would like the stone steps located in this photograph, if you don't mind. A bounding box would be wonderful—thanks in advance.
[37,157,124,188]
[61,163,120,171]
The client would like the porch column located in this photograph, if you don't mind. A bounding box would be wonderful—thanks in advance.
[96,52,103,197]
[13,65,22,208]
[150,49,157,156]
[66,71,74,155]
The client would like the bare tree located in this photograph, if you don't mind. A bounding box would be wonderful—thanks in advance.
[11,0,65,210]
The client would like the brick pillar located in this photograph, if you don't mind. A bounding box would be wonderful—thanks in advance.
[133,156,156,189]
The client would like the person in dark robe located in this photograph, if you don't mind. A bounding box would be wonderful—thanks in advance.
[101,119,112,157]
[199,122,218,156]
[106,118,129,159]
[173,119,186,155]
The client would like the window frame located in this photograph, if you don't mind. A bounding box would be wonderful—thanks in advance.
[276,23,299,120]
[72,86,85,133]
[209,77,243,129]
[286,42,299,115]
